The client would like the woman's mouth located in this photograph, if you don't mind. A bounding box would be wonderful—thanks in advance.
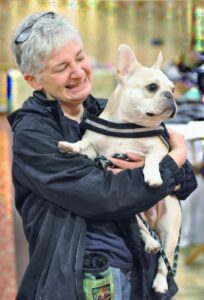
[66,78,87,91]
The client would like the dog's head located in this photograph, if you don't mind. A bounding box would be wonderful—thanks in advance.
[109,44,177,127]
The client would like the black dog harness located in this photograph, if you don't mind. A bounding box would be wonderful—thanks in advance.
[84,114,170,148]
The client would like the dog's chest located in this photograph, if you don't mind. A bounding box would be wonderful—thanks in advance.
[84,130,167,157]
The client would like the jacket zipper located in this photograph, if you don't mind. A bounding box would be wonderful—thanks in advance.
[75,217,87,300]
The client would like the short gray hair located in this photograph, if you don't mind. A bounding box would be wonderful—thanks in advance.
[11,12,82,76]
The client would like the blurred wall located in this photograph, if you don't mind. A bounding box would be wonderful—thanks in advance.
[0,0,194,70]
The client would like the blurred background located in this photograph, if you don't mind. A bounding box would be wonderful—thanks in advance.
[0,1,204,299]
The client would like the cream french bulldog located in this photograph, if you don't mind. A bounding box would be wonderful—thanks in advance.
[58,44,182,294]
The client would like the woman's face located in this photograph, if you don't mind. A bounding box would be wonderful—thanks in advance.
[38,41,93,106]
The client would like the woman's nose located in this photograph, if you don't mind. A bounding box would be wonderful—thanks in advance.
[70,63,84,78]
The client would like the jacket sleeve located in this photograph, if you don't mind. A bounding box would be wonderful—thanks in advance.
[171,159,197,200]
[12,118,192,221]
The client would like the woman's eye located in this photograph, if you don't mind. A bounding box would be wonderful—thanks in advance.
[57,68,66,73]
[146,83,158,92]
[76,56,84,62]
[54,66,67,73]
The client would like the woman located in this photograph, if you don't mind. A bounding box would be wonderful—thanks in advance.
[9,11,197,300]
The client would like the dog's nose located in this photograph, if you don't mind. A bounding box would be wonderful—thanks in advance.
[163,91,173,100]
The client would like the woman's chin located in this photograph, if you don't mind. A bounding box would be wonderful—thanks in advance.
[69,86,91,101]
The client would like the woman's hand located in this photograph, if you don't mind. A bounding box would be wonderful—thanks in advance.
[107,153,144,174]
[168,128,187,167]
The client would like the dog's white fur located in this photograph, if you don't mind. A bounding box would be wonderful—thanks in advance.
[58,44,182,294]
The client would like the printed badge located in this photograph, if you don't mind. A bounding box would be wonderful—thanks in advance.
[92,283,111,300]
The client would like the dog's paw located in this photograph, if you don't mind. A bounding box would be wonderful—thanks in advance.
[144,175,163,188]
[145,178,163,188]
[58,141,76,153]
[145,236,161,254]
[143,169,163,188]
[152,273,168,294]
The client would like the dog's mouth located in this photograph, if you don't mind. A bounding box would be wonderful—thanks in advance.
[146,106,176,118]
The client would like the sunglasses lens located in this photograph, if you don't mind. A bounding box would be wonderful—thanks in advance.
[16,27,31,44]
[15,12,54,45]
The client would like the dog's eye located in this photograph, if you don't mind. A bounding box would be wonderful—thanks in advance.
[146,83,158,92]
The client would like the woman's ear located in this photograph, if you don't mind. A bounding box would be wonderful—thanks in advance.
[24,73,43,90]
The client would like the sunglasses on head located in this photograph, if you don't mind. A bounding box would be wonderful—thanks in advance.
[15,12,55,45]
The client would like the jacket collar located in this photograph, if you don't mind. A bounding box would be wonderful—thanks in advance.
[33,90,105,117]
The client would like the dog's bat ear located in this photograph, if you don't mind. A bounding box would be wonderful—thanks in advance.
[151,51,163,69]
[116,44,140,82]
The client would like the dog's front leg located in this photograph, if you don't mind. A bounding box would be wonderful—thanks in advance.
[58,138,97,159]
[143,153,164,188]
[142,140,167,188]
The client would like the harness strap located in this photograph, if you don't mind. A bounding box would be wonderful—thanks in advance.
[84,115,169,142]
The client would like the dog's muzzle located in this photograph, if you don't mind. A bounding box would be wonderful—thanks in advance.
[146,92,177,118]
[163,91,177,118]
[169,103,177,118]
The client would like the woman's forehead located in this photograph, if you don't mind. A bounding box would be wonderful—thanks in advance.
[45,41,84,67]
